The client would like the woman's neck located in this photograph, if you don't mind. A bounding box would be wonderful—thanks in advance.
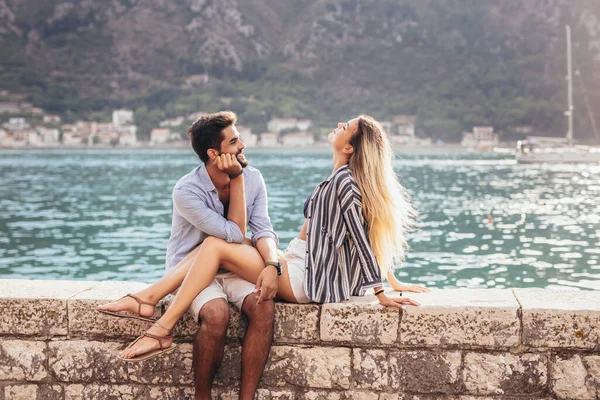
[332,154,350,171]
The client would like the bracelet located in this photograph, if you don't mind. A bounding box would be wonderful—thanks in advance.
[374,289,385,296]
[228,170,243,179]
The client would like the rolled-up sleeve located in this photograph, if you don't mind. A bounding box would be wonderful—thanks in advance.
[248,173,279,247]
[173,188,245,244]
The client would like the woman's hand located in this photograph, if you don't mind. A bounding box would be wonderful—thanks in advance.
[377,292,420,309]
[387,272,429,293]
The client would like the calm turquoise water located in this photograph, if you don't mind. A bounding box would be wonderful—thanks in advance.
[1,148,600,290]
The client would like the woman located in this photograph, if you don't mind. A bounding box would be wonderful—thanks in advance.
[99,115,425,361]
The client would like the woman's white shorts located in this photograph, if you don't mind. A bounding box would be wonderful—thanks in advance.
[283,238,312,303]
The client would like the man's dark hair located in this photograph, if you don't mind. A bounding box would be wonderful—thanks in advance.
[188,111,237,163]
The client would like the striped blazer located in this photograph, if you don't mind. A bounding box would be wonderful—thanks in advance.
[304,164,383,303]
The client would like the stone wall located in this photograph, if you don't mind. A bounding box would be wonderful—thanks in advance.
[0,279,599,400]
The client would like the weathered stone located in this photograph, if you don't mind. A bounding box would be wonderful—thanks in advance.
[299,391,341,400]
[256,388,295,400]
[584,355,600,397]
[515,288,600,349]
[216,388,239,400]
[145,385,195,399]
[321,297,400,345]
[64,384,141,400]
[68,281,160,339]
[552,355,596,399]
[264,346,351,389]
[0,340,47,381]
[463,352,547,395]
[48,340,193,384]
[0,279,92,336]
[4,385,63,400]
[341,391,379,400]
[400,289,520,348]
[274,303,320,343]
[378,394,400,400]
[214,345,242,386]
[352,348,388,389]
[389,350,461,393]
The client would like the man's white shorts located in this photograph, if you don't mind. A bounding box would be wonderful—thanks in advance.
[184,272,255,322]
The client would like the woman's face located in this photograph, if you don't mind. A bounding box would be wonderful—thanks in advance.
[328,118,359,152]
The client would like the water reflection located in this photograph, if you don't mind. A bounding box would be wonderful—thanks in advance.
[1,149,599,290]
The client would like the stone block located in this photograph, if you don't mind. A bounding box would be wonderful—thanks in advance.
[274,303,320,343]
[515,288,600,349]
[0,340,48,381]
[584,356,600,397]
[298,391,341,400]
[0,279,93,336]
[389,350,461,393]
[145,386,195,399]
[67,281,160,339]
[264,346,351,389]
[400,289,520,348]
[463,352,547,395]
[321,297,400,346]
[551,354,596,399]
[352,348,388,390]
[214,345,242,386]
[256,388,295,400]
[64,384,141,400]
[48,340,193,385]
[4,385,63,400]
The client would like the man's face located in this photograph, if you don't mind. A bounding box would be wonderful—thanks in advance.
[219,125,248,167]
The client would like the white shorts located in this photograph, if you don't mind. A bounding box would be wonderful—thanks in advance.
[283,238,312,303]
[184,272,255,322]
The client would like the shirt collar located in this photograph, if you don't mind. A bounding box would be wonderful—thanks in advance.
[195,163,217,192]
[324,164,350,182]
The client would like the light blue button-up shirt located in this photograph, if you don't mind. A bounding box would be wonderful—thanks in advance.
[165,164,278,270]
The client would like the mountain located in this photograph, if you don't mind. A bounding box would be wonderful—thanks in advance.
[1,0,600,141]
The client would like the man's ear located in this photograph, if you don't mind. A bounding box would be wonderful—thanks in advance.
[343,145,354,155]
[207,148,219,161]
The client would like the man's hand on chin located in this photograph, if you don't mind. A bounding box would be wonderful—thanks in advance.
[255,266,279,305]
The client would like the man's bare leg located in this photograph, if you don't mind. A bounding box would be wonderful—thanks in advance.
[193,298,230,400]
[239,292,275,400]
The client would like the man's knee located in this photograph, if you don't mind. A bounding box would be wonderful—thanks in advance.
[198,299,230,336]
[243,293,275,325]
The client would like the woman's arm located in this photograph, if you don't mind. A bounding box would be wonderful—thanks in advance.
[386,271,430,293]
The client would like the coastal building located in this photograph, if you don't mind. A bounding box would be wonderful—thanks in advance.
[43,115,62,124]
[393,115,416,136]
[237,126,257,147]
[62,132,84,146]
[380,121,393,135]
[30,107,44,115]
[112,109,134,128]
[462,126,498,151]
[93,122,119,145]
[3,117,30,131]
[259,132,279,147]
[160,117,184,127]
[267,118,312,134]
[280,132,314,147]
[36,127,60,144]
[0,102,20,114]
[150,128,171,144]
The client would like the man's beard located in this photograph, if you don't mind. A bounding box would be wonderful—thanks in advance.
[237,152,249,168]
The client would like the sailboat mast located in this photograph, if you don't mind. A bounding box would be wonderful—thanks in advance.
[566,24,574,146]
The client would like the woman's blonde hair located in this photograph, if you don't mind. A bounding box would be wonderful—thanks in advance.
[348,115,416,277]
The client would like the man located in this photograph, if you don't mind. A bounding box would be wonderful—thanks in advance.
[166,111,280,399]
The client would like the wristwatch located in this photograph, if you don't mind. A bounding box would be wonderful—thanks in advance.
[265,261,283,276]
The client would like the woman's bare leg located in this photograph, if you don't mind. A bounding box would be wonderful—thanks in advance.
[119,237,296,359]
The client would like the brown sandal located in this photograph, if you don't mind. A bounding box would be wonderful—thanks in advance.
[117,321,176,362]
[96,293,157,322]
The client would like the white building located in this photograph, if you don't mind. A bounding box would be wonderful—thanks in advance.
[0,102,20,114]
[3,117,30,131]
[393,115,416,136]
[259,132,279,147]
[119,133,137,146]
[237,126,257,147]
[112,109,134,128]
[36,127,60,144]
[43,115,62,124]
[62,132,84,146]
[150,128,171,144]
[281,132,314,147]
[462,126,498,151]
[160,116,185,127]
[267,118,312,134]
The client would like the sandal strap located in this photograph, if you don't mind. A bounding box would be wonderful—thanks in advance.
[143,332,172,350]
[152,321,173,335]
[125,293,154,316]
